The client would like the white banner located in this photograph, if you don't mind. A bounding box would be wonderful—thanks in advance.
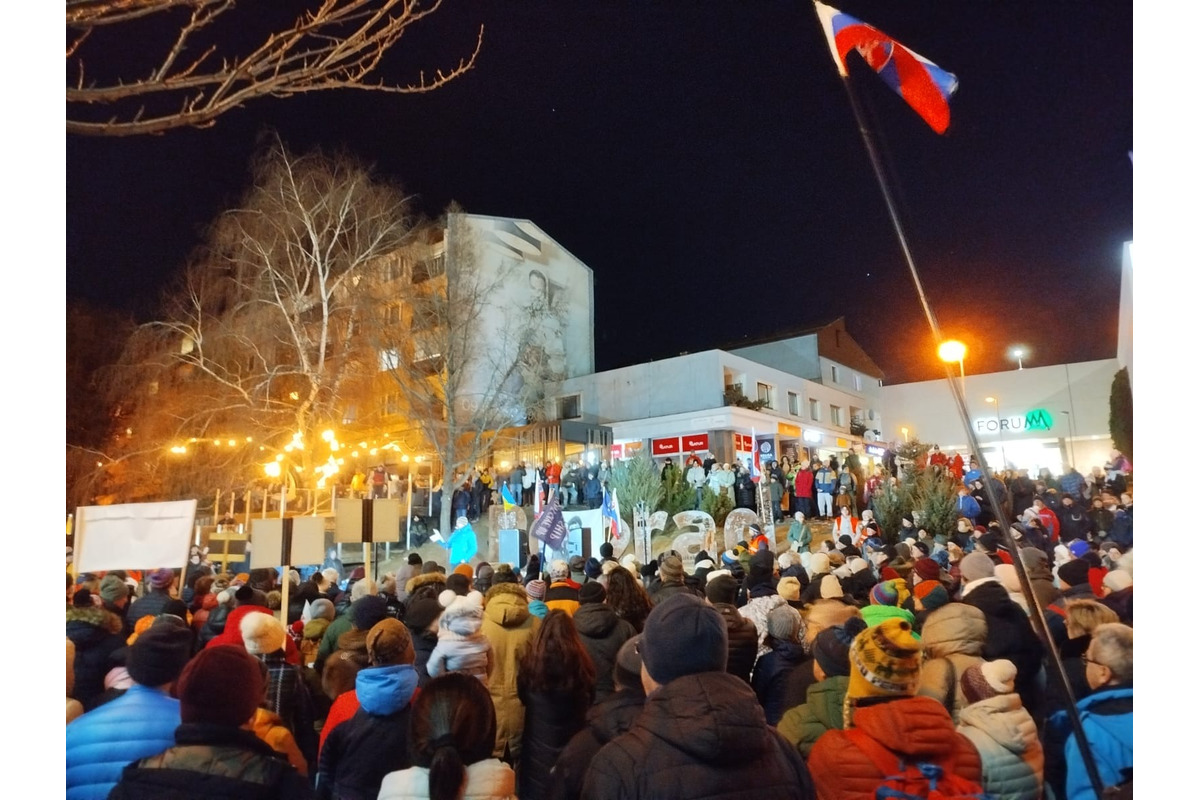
[75,500,198,572]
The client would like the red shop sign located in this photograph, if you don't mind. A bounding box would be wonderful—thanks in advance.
[736,433,752,451]
[682,433,709,451]
[610,444,624,461]
[652,437,681,455]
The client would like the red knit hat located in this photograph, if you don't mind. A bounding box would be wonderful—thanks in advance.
[176,645,263,727]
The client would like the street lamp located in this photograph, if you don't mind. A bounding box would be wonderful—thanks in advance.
[1009,346,1027,370]
[985,396,1007,469]
[1061,411,1077,467]
[938,340,967,395]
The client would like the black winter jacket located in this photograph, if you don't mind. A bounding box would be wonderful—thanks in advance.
[751,640,808,726]
[713,602,758,685]
[581,671,815,800]
[66,606,126,711]
[518,679,591,800]
[962,579,1046,723]
[316,704,413,800]
[573,603,636,702]
[127,589,189,626]
[548,689,645,800]
[108,723,314,800]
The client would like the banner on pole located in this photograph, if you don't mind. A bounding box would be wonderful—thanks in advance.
[75,500,198,572]
[250,516,325,569]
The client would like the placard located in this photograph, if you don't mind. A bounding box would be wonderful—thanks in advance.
[250,517,326,569]
[75,500,198,572]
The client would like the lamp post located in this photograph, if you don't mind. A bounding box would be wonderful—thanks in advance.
[1010,346,1026,370]
[938,340,967,396]
[1061,411,1077,467]
[985,396,1007,469]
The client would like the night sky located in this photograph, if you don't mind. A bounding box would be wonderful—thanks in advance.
[66,1,1132,383]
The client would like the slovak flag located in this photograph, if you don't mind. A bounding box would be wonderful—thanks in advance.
[813,1,958,134]
[602,487,621,539]
[751,448,763,484]
[500,483,517,511]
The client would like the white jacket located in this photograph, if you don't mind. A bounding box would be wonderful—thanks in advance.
[377,758,517,800]
[956,693,1045,800]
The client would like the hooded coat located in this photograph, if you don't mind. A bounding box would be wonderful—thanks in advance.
[961,579,1045,723]
[377,759,517,800]
[739,593,787,660]
[776,674,850,758]
[713,603,759,685]
[572,603,636,702]
[808,695,983,800]
[428,594,492,683]
[517,678,590,800]
[915,603,988,721]
[480,583,541,760]
[1045,686,1133,800]
[547,689,645,800]
[1019,549,1063,611]
[957,694,1045,800]
[65,606,127,711]
[751,640,808,726]
[316,663,419,800]
[581,671,813,800]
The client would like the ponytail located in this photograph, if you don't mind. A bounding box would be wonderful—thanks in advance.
[428,734,465,800]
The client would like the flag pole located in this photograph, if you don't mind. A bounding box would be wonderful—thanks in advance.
[809,4,1107,795]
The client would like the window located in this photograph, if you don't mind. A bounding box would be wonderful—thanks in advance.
[757,382,774,409]
[809,398,820,421]
[378,348,400,371]
[854,373,862,391]
[383,258,403,283]
[788,391,800,416]
[830,365,840,384]
[558,394,581,420]
[411,307,438,332]
[384,394,400,416]
[831,405,844,427]
[383,305,401,326]
[412,255,445,284]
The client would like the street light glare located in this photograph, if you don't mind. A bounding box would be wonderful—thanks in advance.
[938,340,967,363]
[985,396,996,404]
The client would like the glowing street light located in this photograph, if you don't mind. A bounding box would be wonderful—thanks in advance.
[1009,346,1027,370]
[938,339,967,394]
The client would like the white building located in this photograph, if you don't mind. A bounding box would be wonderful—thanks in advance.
[880,358,1122,476]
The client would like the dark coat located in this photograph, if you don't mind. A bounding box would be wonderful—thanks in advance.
[127,589,189,626]
[962,580,1045,724]
[548,690,645,800]
[199,602,230,647]
[573,604,636,702]
[1101,587,1133,626]
[713,602,759,685]
[518,680,591,800]
[66,606,126,711]
[410,629,438,687]
[751,640,808,726]
[108,723,313,800]
[581,670,814,800]
[735,475,757,509]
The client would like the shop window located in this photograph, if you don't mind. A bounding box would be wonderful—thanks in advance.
[809,398,821,421]
[558,394,581,420]
[788,391,800,416]
[757,382,774,409]
[831,405,844,427]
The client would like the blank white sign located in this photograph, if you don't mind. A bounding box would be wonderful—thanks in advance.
[75,500,198,572]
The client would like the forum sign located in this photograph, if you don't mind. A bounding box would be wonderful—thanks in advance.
[974,408,1053,434]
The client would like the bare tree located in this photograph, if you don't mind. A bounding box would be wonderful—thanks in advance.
[67,0,484,136]
[95,136,415,506]
[372,207,566,538]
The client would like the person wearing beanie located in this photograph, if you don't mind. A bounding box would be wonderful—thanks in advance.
[126,568,189,629]
[649,553,695,606]
[524,579,549,619]
[777,575,803,609]
[300,598,337,669]
[550,635,647,800]
[819,574,850,603]
[107,645,313,799]
[395,552,424,599]
[915,602,988,722]
[584,556,603,582]
[1019,546,1063,612]
[98,574,132,637]
[66,587,127,713]
[403,596,444,688]
[315,581,383,672]
[704,572,760,685]
[492,563,520,586]
[66,623,193,799]
[428,590,492,683]
[473,562,495,595]
[737,548,786,661]
[445,572,472,596]
[777,617,868,758]
[599,541,617,563]
[993,564,1030,613]
[523,554,542,586]
[239,612,315,762]
[568,554,588,586]
[869,578,911,609]
[788,511,813,553]
[800,551,833,604]
[1099,569,1133,625]
[582,594,815,800]
[478,580,541,764]
[546,559,582,616]
[204,587,303,667]
[808,618,983,800]
[573,580,636,703]
[751,604,808,725]
[317,619,420,800]
[955,659,1045,800]
[1044,557,1099,648]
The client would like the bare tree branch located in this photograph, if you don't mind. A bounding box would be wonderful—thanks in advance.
[67,0,483,136]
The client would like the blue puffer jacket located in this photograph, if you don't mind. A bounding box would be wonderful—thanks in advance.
[65,684,180,800]
[1046,686,1133,800]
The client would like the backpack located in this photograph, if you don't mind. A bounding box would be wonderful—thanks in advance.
[844,728,992,800]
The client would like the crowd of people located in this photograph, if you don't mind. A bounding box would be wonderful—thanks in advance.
[66,461,1133,800]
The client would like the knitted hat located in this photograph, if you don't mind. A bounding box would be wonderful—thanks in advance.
[569,556,587,577]
[579,581,606,605]
[525,579,547,600]
[819,574,845,600]
[1057,559,1090,587]
[240,611,286,655]
[847,618,923,701]
[407,553,423,566]
[614,635,643,691]
[977,532,1001,554]
[960,658,1017,704]
[148,568,175,590]
[659,554,685,584]
[777,576,802,603]
[549,560,570,581]
[860,604,916,628]
[422,561,444,575]
[912,558,941,583]
[994,564,1022,595]
[492,564,519,585]
[916,583,950,611]
[813,617,868,678]
[863,537,884,553]
[870,579,911,608]
[176,645,263,727]
[640,593,727,685]
[366,618,414,665]
[310,598,336,622]
[474,563,494,588]
[126,623,193,687]
[99,574,129,604]
[404,596,443,632]
[959,551,996,583]
[809,552,831,577]
[931,549,950,570]
[585,557,603,580]
[446,573,471,596]
[767,603,803,642]
[879,567,901,582]
[453,563,474,581]
[351,595,389,631]
[600,542,615,559]
[826,551,847,570]
[705,573,739,605]
[1103,569,1133,593]
[848,557,871,575]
